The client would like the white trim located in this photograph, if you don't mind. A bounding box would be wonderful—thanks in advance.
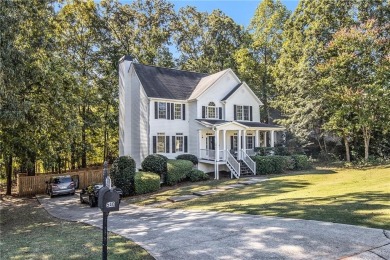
[222,82,263,105]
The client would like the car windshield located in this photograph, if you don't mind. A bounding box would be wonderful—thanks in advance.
[53,177,72,184]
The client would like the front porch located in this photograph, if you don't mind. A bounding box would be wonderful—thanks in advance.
[196,120,285,179]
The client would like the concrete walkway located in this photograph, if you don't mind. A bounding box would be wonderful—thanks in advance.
[37,195,390,260]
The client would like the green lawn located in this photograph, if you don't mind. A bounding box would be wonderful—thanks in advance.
[0,197,154,260]
[134,166,390,230]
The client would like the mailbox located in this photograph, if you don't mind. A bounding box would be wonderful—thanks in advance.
[98,186,120,212]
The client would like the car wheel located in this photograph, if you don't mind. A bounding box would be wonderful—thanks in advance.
[89,196,95,207]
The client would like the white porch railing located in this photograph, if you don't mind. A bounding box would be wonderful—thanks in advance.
[200,149,226,161]
[226,151,240,178]
[240,150,256,175]
[245,149,256,156]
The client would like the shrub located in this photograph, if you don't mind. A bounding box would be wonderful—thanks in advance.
[291,154,312,170]
[166,160,193,186]
[141,154,168,175]
[110,156,136,196]
[187,169,209,182]
[134,172,160,195]
[176,154,198,165]
[251,155,288,175]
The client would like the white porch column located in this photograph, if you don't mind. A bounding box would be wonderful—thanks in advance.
[270,130,275,147]
[263,132,267,147]
[243,130,247,152]
[238,130,242,160]
[215,129,220,179]
[198,130,202,158]
[255,130,259,148]
[223,130,227,161]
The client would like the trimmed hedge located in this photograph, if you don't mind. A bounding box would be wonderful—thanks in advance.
[134,172,160,195]
[291,154,311,170]
[187,169,209,182]
[251,154,311,175]
[176,154,198,165]
[141,154,168,175]
[110,156,136,196]
[166,160,193,186]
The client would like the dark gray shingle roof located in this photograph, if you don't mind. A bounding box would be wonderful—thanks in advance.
[133,63,207,100]
[237,121,284,128]
[221,83,242,101]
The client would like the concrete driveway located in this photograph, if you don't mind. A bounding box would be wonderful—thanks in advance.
[37,194,390,260]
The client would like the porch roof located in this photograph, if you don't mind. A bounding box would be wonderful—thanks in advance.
[196,119,285,130]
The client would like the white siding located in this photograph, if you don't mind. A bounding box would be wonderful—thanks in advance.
[149,99,189,159]
[188,101,201,156]
[225,85,261,122]
[196,70,241,119]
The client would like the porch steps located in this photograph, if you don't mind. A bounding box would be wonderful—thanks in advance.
[239,160,254,176]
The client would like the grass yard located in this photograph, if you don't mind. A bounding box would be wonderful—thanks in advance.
[0,197,154,260]
[134,166,390,230]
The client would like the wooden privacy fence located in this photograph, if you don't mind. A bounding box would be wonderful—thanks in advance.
[17,169,103,196]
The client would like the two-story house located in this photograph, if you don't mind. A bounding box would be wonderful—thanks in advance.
[119,55,284,179]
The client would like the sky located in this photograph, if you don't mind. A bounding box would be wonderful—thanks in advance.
[170,0,299,27]
[118,0,300,28]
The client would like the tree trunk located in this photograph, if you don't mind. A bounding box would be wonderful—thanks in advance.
[362,126,371,161]
[343,134,350,162]
[262,46,270,124]
[82,105,87,168]
[6,154,12,195]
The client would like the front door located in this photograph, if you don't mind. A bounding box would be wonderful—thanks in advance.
[206,136,215,159]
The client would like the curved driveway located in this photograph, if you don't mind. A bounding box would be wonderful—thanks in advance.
[37,195,390,260]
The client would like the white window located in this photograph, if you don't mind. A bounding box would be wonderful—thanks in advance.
[236,105,250,121]
[246,136,254,149]
[236,106,243,120]
[244,106,249,121]
[174,104,182,119]
[157,133,165,153]
[207,102,217,119]
[175,136,184,152]
[158,102,167,119]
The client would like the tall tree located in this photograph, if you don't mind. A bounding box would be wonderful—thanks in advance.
[55,0,101,168]
[318,20,390,160]
[237,0,290,123]
[174,7,244,73]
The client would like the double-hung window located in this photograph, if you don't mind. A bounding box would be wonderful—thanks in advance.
[174,104,182,119]
[246,136,254,149]
[235,105,252,121]
[158,102,167,119]
[157,133,166,153]
[175,134,184,152]
[207,102,216,119]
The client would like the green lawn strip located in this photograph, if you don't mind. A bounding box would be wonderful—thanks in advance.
[139,166,390,230]
[127,178,239,205]
[0,198,154,260]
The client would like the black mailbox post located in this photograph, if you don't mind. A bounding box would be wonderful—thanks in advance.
[100,161,120,260]
[98,187,120,212]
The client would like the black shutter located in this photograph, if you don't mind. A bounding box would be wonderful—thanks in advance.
[167,103,171,120]
[153,136,157,153]
[172,136,176,153]
[234,105,237,120]
[219,107,222,119]
[182,104,186,120]
[155,102,158,119]
[230,136,233,150]
[202,106,206,118]
[184,136,188,153]
[166,136,170,153]
[171,103,174,120]
[250,106,253,121]
[241,136,243,149]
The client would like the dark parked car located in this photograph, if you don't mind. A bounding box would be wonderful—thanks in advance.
[80,184,123,207]
[46,175,75,198]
